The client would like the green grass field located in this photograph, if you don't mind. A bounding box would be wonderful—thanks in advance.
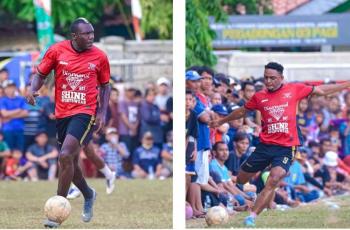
[0,178,172,228]
[187,195,350,228]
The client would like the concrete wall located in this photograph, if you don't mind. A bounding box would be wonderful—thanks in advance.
[95,36,173,88]
[216,52,350,81]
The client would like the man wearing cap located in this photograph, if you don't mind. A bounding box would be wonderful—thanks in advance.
[186,70,212,186]
[211,61,350,227]
[0,80,28,152]
[211,104,230,144]
[99,127,130,179]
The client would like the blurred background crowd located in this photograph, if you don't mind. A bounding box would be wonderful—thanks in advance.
[0,70,173,182]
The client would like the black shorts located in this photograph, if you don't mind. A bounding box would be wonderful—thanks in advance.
[241,142,296,173]
[56,113,95,150]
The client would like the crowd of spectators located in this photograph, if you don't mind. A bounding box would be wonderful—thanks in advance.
[0,67,173,181]
[185,65,350,219]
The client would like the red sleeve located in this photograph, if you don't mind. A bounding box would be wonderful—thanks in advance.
[98,54,110,85]
[244,94,258,111]
[37,46,57,76]
[293,83,314,101]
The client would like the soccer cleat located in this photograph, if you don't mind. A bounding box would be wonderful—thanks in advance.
[67,186,81,200]
[82,188,97,222]
[106,171,116,195]
[43,219,60,228]
[244,216,256,227]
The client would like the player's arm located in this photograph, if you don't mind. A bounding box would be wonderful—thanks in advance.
[312,81,350,96]
[210,106,247,127]
[26,74,46,106]
[95,83,111,132]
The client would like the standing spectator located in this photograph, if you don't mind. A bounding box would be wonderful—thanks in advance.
[132,132,164,179]
[139,88,163,149]
[155,77,171,111]
[0,80,28,152]
[155,77,172,142]
[42,87,56,146]
[25,132,58,181]
[99,127,130,179]
[23,85,47,151]
[106,87,120,129]
[118,87,140,155]
[340,109,350,157]
[0,68,9,86]
[161,130,173,178]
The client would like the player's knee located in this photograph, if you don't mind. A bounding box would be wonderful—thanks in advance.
[59,151,74,165]
[265,174,281,188]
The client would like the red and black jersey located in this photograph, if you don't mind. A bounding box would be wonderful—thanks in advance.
[37,40,110,118]
[245,83,313,147]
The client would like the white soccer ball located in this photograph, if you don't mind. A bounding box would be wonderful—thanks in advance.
[44,195,71,224]
[205,206,229,226]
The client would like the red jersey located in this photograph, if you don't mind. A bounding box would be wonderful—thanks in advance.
[245,83,313,147]
[37,40,110,118]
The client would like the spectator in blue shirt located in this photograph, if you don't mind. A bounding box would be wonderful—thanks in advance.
[132,132,163,179]
[0,80,28,152]
[25,132,58,181]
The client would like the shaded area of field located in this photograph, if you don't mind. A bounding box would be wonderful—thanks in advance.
[0,179,172,228]
[187,195,350,228]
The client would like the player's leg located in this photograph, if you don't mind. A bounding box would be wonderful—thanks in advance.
[56,134,81,197]
[238,144,272,227]
[244,144,293,227]
[251,166,286,214]
[71,151,96,222]
[83,142,115,194]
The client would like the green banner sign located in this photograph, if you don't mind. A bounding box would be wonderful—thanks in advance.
[33,0,54,54]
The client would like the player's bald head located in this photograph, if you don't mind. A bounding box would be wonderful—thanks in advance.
[70,17,91,33]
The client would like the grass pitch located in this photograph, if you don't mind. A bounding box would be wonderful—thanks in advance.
[187,194,350,228]
[0,178,172,228]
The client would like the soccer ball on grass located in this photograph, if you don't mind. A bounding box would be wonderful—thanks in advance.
[44,195,71,224]
[205,205,229,226]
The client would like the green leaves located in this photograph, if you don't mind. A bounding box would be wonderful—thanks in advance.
[0,0,172,39]
[186,0,225,68]
[140,0,173,39]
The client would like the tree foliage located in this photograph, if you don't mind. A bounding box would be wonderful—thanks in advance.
[140,0,173,39]
[186,0,226,68]
[186,0,272,68]
[0,0,172,39]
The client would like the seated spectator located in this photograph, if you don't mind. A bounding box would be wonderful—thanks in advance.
[132,132,165,179]
[225,132,249,179]
[99,127,130,179]
[4,149,22,180]
[0,132,11,176]
[314,151,350,195]
[283,153,320,203]
[161,130,173,177]
[25,132,58,181]
[210,141,254,210]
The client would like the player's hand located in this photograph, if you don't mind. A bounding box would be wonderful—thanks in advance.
[209,119,222,128]
[26,91,39,105]
[94,112,106,133]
